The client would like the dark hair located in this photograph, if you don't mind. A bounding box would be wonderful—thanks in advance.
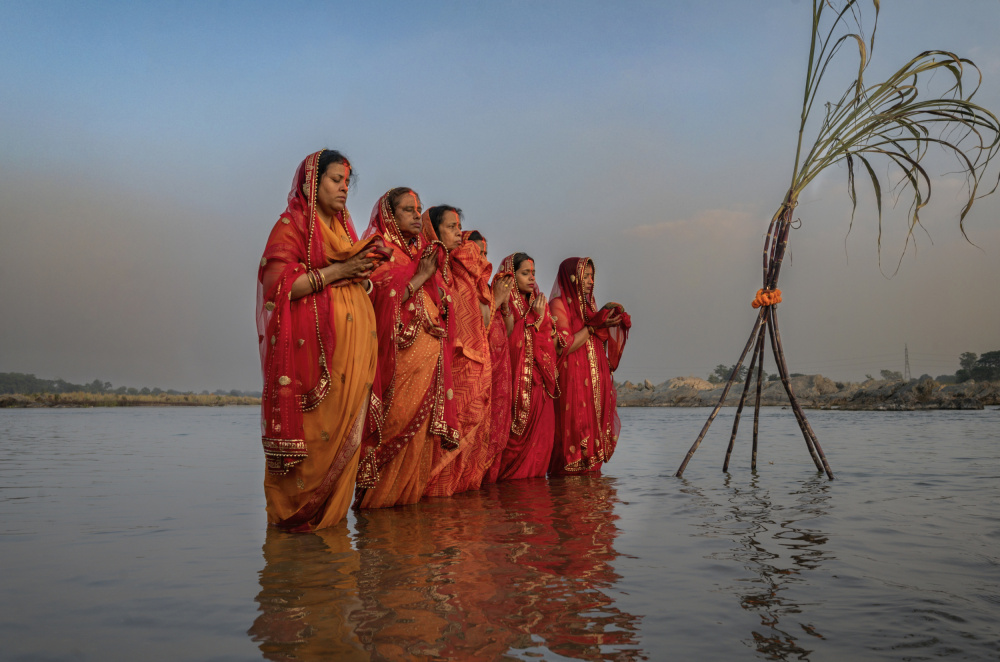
[467,230,485,243]
[385,187,418,215]
[512,252,533,271]
[427,205,463,237]
[317,149,357,188]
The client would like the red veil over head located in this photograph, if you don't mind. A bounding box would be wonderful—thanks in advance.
[458,230,493,310]
[549,256,631,471]
[493,253,559,437]
[256,150,364,474]
[355,191,458,488]
[550,257,631,371]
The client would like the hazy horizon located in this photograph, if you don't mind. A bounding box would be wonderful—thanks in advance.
[2,1,999,393]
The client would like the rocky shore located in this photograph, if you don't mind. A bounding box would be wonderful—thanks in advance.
[616,375,999,411]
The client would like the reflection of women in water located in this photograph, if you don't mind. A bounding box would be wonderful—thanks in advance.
[422,208,496,496]
[493,253,558,481]
[248,526,366,659]
[548,257,631,476]
[353,496,519,659]
[256,150,378,530]
[494,477,644,659]
[355,188,459,509]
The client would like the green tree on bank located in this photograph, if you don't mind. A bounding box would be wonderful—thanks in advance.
[956,351,1000,382]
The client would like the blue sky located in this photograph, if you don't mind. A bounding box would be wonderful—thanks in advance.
[2,1,999,390]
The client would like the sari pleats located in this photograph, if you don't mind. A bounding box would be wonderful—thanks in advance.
[497,371,555,480]
[263,223,377,529]
[359,295,444,509]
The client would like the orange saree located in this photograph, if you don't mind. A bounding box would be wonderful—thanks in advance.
[425,229,495,497]
[257,151,377,531]
[355,192,459,509]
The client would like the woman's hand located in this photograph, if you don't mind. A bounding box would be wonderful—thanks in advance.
[416,251,439,279]
[532,293,547,317]
[492,276,514,307]
[599,313,623,328]
[330,246,376,282]
[402,250,439,302]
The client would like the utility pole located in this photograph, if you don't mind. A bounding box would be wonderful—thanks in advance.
[904,343,912,381]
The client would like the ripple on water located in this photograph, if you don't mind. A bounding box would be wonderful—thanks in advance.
[2,406,1000,659]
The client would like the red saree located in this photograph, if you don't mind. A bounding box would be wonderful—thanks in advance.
[483,281,512,485]
[424,227,495,496]
[494,254,558,481]
[548,257,631,475]
[354,193,459,509]
[256,150,377,530]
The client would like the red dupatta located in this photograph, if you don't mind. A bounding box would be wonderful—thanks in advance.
[550,257,631,466]
[494,254,559,437]
[457,230,492,315]
[355,192,459,488]
[550,257,632,370]
[422,221,492,363]
[256,150,367,474]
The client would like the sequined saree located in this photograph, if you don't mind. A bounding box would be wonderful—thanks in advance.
[355,192,459,509]
[493,254,558,481]
[256,150,377,530]
[548,257,630,475]
[425,231,495,496]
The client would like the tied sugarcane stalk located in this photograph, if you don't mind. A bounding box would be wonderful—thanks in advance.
[676,0,1000,479]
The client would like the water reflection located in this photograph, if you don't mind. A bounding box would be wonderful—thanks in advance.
[250,476,645,660]
[248,525,366,660]
[684,474,833,661]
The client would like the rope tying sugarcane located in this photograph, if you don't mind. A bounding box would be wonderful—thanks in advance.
[752,288,782,308]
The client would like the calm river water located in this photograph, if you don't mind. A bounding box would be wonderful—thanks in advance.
[1,406,998,661]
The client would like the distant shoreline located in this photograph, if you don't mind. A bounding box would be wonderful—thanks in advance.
[0,392,261,408]
[616,375,1000,411]
[5,375,998,411]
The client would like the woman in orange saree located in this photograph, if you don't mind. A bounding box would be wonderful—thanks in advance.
[422,209,496,496]
[354,188,459,509]
[548,257,631,476]
[256,149,379,531]
[493,253,558,481]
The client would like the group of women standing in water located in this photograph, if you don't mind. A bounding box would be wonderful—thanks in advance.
[256,150,631,530]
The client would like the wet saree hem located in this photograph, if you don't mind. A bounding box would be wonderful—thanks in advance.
[272,397,367,531]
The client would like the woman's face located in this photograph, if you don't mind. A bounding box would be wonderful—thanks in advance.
[314,162,350,216]
[582,263,595,297]
[393,192,423,238]
[515,259,535,294]
[438,210,463,250]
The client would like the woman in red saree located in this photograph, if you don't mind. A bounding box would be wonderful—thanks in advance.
[493,253,558,481]
[421,208,497,496]
[548,257,631,476]
[256,149,379,530]
[354,188,459,509]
